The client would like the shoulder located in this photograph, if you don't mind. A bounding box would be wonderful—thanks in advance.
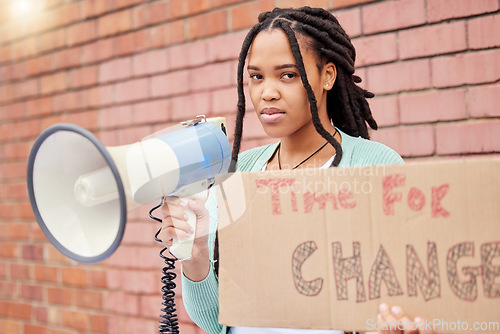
[237,143,278,172]
[339,130,403,167]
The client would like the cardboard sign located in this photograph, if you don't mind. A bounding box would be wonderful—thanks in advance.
[216,157,500,333]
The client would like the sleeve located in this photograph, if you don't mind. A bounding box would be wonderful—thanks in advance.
[351,140,404,166]
[181,188,228,334]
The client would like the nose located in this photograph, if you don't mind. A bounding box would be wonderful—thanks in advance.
[261,80,280,101]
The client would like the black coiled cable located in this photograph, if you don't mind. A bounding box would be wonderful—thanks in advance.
[149,198,180,334]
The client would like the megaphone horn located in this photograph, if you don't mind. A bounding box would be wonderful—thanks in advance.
[27,116,231,264]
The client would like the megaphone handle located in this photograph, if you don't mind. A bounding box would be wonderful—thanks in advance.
[168,191,207,261]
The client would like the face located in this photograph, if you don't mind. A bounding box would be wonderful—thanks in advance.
[247,29,335,139]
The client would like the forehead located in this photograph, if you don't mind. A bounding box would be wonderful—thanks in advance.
[248,29,316,67]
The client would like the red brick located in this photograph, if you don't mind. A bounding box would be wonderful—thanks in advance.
[34,265,59,283]
[107,291,140,315]
[189,10,228,40]
[68,110,99,129]
[210,0,247,8]
[370,125,435,157]
[61,267,89,287]
[22,244,44,261]
[366,59,431,95]
[124,317,157,334]
[0,301,31,320]
[114,0,144,9]
[75,289,102,310]
[132,49,169,76]
[169,92,211,121]
[363,0,425,34]
[333,0,376,8]
[27,97,53,117]
[427,0,499,23]
[399,21,467,60]
[52,47,81,70]
[115,78,149,103]
[40,71,67,95]
[6,224,29,240]
[83,84,114,108]
[280,0,329,9]
[207,31,248,63]
[231,0,274,31]
[0,319,20,333]
[468,13,500,50]
[21,284,43,301]
[51,2,81,29]
[10,263,30,280]
[169,0,209,19]
[399,89,467,124]
[26,54,52,76]
[432,49,500,88]
[151,70,190,97]
[149,20,186,48]
[99,105,134,129]
[211,87,238,115]
[191,62,234,91]
[168,41,209,71]
[24,324,47,334]
[98,9,132,37]
[69,65,98,88]
[368,95,399,127]
[14,78,39,99]
[120,270,157,294]
[53,91,81,112]
[38,29,66,53]
[81,0,113,18]
[91,314,107,333]
[47,286,73,305]
[133,99,170,124]
[113,29,150,56]
[2,102,25,120]
[82,38,115,64]
[469,83,500,118]
[90,270,108,288]
[334,7,362,38]
[61,309,91,331]
[352,33,397,66]
[12,38,37,60]
[67,20,97,46]
[436,120,500,155]
[133,1,168,28]
[99,57,132,83]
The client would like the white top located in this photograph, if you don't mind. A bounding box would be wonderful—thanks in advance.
[233,154,343,334]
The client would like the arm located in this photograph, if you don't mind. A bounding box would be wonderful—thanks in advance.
[180,188,227,334]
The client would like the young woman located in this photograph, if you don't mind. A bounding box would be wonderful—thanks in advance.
[159,6,430,334]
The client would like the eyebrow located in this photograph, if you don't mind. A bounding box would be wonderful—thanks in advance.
[247,64,298,71]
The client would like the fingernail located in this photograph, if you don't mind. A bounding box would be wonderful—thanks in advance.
[179,201,186,207]
[391,306,401,315]
[379,303,388,312]
[415,317,423,322]
[183,214,189,221]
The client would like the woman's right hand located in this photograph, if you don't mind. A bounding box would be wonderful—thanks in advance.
[157,195,211,282]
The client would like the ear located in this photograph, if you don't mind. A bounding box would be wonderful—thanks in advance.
[323,62,336,91]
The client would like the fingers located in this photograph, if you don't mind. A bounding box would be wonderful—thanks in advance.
[376,304,434,334]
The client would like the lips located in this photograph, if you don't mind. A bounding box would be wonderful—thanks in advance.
[260,108,285,123]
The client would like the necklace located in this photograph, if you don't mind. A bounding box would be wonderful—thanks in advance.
[277,129,338,170]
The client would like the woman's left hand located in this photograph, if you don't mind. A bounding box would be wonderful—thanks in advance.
[370,303,434,334]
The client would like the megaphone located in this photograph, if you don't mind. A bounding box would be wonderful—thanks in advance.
[27,115,231,264]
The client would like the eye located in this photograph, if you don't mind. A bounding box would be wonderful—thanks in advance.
[249,73,263,81]
[281,72,297,80]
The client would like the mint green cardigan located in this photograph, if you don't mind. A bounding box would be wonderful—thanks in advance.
[181,129,403,334]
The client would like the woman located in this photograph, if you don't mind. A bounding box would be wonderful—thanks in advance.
[159,6,430,334]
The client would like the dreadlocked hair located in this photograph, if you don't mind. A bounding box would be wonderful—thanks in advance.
[229,6,378,172]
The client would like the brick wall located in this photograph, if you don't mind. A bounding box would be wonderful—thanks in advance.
[0,0,498,333]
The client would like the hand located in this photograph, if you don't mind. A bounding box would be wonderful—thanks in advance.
[371,303,434,334]
[157,194,211,281]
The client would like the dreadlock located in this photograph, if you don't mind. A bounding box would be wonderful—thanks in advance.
[229,6,378,172]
